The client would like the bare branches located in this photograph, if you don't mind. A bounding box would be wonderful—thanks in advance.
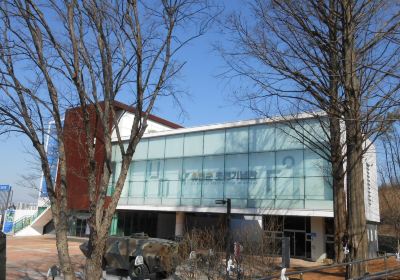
[220,0,400,269]
[0,1,215,279]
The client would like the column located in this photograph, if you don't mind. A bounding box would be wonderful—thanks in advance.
[175,212,185,237]
[311,216,326,262]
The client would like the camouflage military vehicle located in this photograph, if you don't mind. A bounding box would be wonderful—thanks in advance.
[80,233,178,279]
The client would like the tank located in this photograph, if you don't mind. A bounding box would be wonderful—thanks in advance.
[80,232,178,279]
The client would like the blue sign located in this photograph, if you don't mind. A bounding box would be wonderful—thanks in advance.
[3,208,15,233]
[0,185,11,192]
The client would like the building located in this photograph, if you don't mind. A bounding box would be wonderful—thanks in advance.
[24,102,380,262]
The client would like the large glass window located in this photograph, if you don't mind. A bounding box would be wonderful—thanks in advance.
[225,180,248,199]
[145,159,163,199]
[276,150,304,177]
[146,181,162,198]
[202,155,224,199]
[146,160,164,180]
[182,157,202,198]
[165,135,184,158]
[133,139,148,160]
[163,158,182,199]
[225,154,248,180]
[249,125,275,152]
[204,130,225,155]
[131,161,146,181]
[249,152,275,178]
[162,180,181,198]
[248,178,275,199]
[202,180,224,199]
[304,149,329,177]
[183,157,203,180]
[114,121,334,211]
[147,137,165,159]
[226,127,248,153]
[164,158,182,180]
[305,177,332,200]
[129,181,145,197]
[113,145,123,162]
[203,155,224,180]
[275,123,304,150]
[182,180,202,198]
[184,132,203,156]
[302,119,329,146]
[276,177,304,199]
[225,154,248,198]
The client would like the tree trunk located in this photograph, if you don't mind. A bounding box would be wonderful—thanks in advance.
[52,205,76,280]
[84,228,109,280]
[85,255,104,280]
[327,1,348,263]
[330,118,347,263]
[345,119,368,277]
[342,0,368,277]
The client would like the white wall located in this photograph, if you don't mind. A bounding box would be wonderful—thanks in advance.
[14,209,37,222]
[111,111,174,141]
[363,141,380,223]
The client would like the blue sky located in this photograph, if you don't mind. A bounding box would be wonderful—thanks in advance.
[0,2,257,202]
[1,1,390,203]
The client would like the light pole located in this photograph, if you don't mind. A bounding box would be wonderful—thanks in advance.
[215,198,231,279]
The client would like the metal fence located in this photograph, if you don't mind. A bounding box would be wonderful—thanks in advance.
[257,253,400,280]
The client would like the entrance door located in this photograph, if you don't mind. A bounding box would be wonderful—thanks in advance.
[284,230,306,258]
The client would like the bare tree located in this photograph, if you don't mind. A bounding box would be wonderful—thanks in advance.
[219,0,348,263]
[379,186,400,253]
[219,0,400,277]
[340,0,400,276]
[378,116,400,252]
[0,1,214,279]
[379,116,400,187]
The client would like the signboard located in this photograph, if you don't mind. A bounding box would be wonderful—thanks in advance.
[0,185,11,192]
[2,208,15,233]
[0,185,11,211]
[40,122,59,197]
[0,185,12,232]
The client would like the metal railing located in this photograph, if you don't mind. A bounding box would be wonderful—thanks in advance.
[257,253,400,280]
[13,215,34,233]
[13,205,50,234]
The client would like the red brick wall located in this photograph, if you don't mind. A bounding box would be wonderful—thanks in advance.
[61,105,109,210]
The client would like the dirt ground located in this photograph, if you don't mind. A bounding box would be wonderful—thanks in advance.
[268,257,400,280]
[6,235,400,279]
[7,235,86,279]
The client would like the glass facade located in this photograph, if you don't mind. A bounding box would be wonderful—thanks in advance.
[111,120,333,210]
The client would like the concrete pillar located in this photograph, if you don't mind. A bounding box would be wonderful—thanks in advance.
[311,217,326,262]
[175,212,185,237]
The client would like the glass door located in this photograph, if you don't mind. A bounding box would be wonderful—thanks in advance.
[284,230,306,258]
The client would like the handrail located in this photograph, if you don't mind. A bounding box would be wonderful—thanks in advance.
[13,205,51,234]
[13,214,32,225]
[13,215,33,233]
